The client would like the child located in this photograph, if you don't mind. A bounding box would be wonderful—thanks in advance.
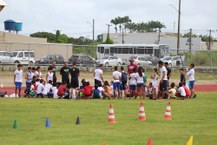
[183,84,191,98]
[136,67,145,99]
[57,82,67,99]
[167,82,176,99]
[120,66,127,99]
[14,64,23,98]
[92,85,101,99]
[129,69,137,99]
[46,67,54,82]
[110,81,114,97]
[151,68,158,100]
[29,81,37,97]
[83,81,93,99]
[37,79,45,98]
[25,67,34,96]
[42,80,53,97]
[176,83,186,99]
[146,82,154,99]
[103,81,112,99]
[78,79,87,99]
[180,68,186,85]
[36,66,42,80]
[52,83,59,99]
[112,66,121,99]
[187,63,196,98]
[142,68,147,96]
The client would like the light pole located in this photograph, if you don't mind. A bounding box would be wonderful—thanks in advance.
[87,19,95,43]
[169,0,181,55]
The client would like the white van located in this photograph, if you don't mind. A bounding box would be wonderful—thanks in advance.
[0,51,12,64]
[11,50,35,64]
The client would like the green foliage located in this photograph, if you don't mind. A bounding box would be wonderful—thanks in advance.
[0,93,217,145]
[30,32,56,43]
[104,34,114,44]
[183,32,198,38]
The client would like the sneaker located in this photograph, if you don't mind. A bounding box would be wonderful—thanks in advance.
[193,94,197,98]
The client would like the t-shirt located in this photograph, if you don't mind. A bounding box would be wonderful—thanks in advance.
[42,83,52,95]
[113,71,121,83]
[14,69,23,83]
[178,87,186,96]
[26,71,34,83]
[169,88,176,97]
[136,72,144,84]
[94,68,103,81]
[84,85,93,95]
[93,89,101,99]
[60,66,70,81]
[180,74,186,84]
[183,85,191,97]
[47,72,54,82]
[129,73,137,85]
[35,71,42,79]
[57,85,67,96]
[187,68,195,81]
[37,83,44,94]
[160,66,168,80]
[70,67,80,79]
[104,85,112,95]
[128,64,138,74]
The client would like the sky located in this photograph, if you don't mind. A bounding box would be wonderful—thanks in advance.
[0,0,217,38]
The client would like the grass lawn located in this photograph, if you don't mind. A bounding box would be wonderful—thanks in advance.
[0,93,217,145]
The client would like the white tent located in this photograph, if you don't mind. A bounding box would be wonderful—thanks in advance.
[0,0,6,12]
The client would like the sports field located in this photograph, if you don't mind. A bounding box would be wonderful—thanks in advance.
[0,92,217,145]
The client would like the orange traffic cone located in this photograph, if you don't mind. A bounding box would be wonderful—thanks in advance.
[138,102,146,120]
[164,101,172,120]
[147,137,152,145]
[108,104,116,123]
[104,142,107,145]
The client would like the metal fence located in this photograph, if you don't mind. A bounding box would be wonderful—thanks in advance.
[72,45,96,59]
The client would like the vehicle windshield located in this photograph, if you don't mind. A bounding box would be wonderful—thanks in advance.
[101,56,108,60]
[163,57,172,61]
[11,52,18,57]
[70,56,79,60]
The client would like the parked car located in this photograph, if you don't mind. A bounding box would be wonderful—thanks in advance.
[162,56,181,66]
[129,56,152,66]
[11,50,35,64]
[35,54,65,64]
[0,51,12,64]
[96,56,122,66]
[68,54,96,66]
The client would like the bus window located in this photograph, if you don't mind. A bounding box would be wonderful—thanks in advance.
[135,49,145,54]
[105,49,109,54]
[98,47,104,53]
[117,48,121,54]
[122,48,128,54]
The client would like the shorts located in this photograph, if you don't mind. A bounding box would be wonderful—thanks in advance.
[120,82,127,90]
[137,83,144,87]
[160,80,168,91]
[130,85,136,91]
[113,82,120,90]
[71,78,79,88]
[15,82,22,89]
[94,79,102,87]
[189,81,195,89]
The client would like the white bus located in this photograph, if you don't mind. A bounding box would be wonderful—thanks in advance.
[96,44,169,60]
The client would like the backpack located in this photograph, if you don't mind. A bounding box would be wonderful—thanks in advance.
[121,72,127,83]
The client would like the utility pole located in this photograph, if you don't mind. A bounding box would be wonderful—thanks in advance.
[177,0,181,55]
[92,19,95,42]
[106,24,112,36]
[122,25,125,44]
[158,28,161,44]
[189,28,192,52]
[208,29,212,50]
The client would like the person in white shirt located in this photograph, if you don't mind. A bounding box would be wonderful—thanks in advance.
[187,63,196,98]
[46,67,54,83]
[14,64,23,97]
[36,66,43,80]
[158,61,168,99]
[37,79,45,98]
[112,66,122,99]
[93,64,104,87]
[42,80,53,97]
[129,69,137,99]
[151,68,158,100]
[135,67,145,99]
[176,83,186,99]
[25,67,34,96]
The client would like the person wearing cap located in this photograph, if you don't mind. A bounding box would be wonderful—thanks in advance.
[128,59,138,75]
[60,62,70,85]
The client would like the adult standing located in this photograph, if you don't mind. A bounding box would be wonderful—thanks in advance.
[48,60,57,84]
[128,59,138,75]
[60,62,70,85]
[158,61,168,99]
[94,64,104,87]
[187,63,196,98]
[70,62,80,98]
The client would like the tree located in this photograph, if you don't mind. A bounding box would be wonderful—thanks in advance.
[125,22,137,33]
[104,34,114,44]
[111,16,132,33]
[183,32,197,38]
[30,32,56,43]
[146,20,166,32]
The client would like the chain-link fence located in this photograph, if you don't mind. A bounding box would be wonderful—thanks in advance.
[72,45,96,59]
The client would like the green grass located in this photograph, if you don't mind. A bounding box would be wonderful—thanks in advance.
[0,93,217,145]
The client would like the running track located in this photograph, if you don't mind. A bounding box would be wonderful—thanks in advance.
[0,84,216,96]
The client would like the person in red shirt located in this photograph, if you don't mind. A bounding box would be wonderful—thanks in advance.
[183,85,191,98]
[83,81,93,99]
[128,59,138,75]
[57,82,67,99]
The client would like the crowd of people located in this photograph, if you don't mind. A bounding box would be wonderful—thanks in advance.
[13,59,197,100]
